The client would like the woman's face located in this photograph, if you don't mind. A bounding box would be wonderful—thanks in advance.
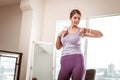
[70,13,81,26]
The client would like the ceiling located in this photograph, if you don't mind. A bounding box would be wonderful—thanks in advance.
[0,0,20,7]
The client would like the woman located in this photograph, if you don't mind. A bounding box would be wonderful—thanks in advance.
[56,9,103,80]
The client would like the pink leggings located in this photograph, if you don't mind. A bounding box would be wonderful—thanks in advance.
[58,54,85,80]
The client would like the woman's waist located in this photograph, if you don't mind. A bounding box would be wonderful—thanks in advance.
[62,46,81,51]
[61,52,83,57]
[62,49,82,55]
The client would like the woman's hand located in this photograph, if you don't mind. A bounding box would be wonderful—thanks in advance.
[58,28,68,38]
[79,28,86,37]
[56,27,68,50]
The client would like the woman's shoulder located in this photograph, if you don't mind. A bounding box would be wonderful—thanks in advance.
[61,26,69,32]
[64,26,69,30]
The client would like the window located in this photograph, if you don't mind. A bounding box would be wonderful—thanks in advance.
[87,15,120,80]
[54,15,120,80]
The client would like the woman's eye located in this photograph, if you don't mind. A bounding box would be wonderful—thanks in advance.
[74,17,80,20]
[74,17,77,19]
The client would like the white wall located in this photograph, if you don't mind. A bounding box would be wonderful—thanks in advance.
[0,3,22,51]
[42,0,120,43]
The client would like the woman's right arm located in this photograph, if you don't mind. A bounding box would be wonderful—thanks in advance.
[56,27,68,50]
[56,35,62,50]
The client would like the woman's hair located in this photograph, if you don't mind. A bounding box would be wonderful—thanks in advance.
[69,9,81,19]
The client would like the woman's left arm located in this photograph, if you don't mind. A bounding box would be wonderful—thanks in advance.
[84,28,103,38]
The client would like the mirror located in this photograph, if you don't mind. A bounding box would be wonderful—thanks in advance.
[32,42,54,80]
[0,50,22,80]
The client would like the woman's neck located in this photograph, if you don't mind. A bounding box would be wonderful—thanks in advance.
[69,25,77,29]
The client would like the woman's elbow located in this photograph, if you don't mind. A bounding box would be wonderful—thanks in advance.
[56,47,61,50]
[100,33,103,37]
[99,32,103,37]
[56,46,61,50]
[56,45,62,50]
[97,32,103,38]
